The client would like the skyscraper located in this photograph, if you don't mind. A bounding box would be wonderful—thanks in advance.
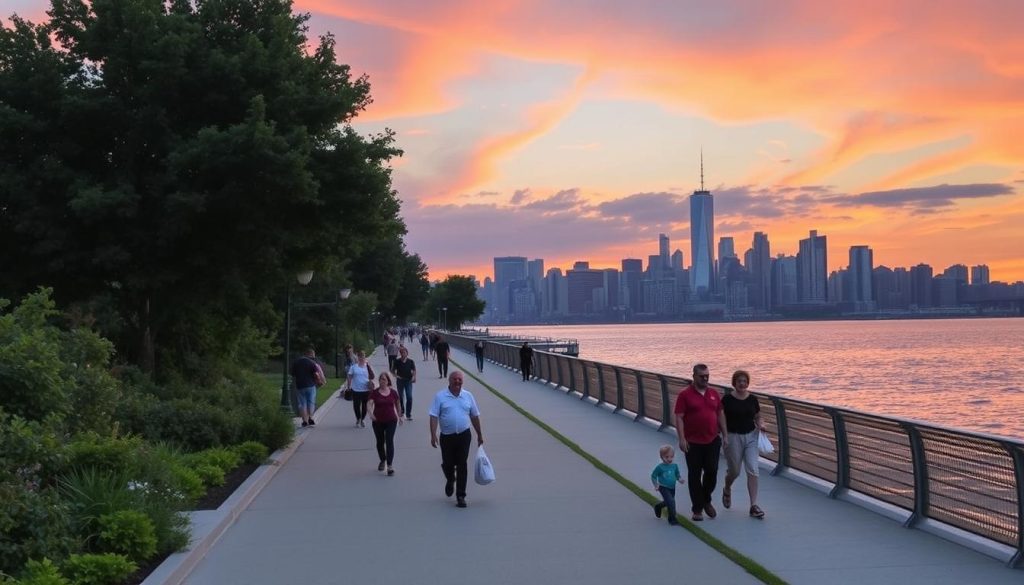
[718,237,735,263]
[566,262,604,314]
[658,233,670,270]
[909,263,934,308]
[493,256,528,322]
[797,230,828,303]
[689,191,714,298]
[848,245,874,307]
[750,232,771,312]
[971,264,990,285]
[621,258,643,313]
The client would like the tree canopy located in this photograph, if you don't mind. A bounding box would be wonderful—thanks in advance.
[0,0,428,375]
[419,275,486,331]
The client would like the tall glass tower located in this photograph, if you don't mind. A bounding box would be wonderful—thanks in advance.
[689,191,714,298]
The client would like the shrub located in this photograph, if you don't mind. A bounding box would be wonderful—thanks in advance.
[97,511,156,564]
[64,436,143,476]
[117,398,226,452]
[0,482,74,576]
[0,292,67,423]
[61,554,135,585]
[168,466,204,502]
[16,558,68,585]
[193,465,224,488]
[0,411,65,489]
[184,448,240,474]
[232,441,269,466]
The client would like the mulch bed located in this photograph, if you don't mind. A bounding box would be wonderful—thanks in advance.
[126,463,261,584]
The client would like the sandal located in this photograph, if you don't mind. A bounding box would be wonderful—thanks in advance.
[749,505,765,519]
[722,487,732,509]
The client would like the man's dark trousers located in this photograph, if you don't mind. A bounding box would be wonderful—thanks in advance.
[684,437,721,513]
[439,429,472,498]
[437,357,449,378]
[521,360,532,381]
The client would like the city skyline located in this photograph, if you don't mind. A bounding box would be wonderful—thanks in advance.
[11,1,1024,280]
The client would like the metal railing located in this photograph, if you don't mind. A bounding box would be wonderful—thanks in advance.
[445,332,1024,567]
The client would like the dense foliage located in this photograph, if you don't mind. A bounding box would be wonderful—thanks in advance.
[419,275,487,331]
[0,0,428,376]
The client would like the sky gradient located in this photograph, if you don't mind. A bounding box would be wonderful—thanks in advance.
[11,1,1024,282]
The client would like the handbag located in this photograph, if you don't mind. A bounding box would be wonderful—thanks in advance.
[342,388,353,401]
[474,446,495,485]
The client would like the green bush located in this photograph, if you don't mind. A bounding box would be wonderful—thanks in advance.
[168,466,204,502]
[64,436,143,475]
[0,482,74,576]
[58,469,188,558]
[193,464,225,488]
[0,293,67,423]
[184,448,240,473]
[97,511,156,564]
[16,558,69,585]
[0,411,65,489]
[233,441,269,465]
[117,398,227,452]
[61,554,135,585]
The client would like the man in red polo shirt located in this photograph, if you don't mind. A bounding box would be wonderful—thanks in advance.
[674,363,728,521]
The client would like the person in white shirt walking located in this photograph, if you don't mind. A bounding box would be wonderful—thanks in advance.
[429,371,484,508]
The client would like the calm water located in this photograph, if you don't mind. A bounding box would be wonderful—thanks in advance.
[489,319,1024,440]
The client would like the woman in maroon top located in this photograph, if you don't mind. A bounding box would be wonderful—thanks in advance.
[369,372,404,475]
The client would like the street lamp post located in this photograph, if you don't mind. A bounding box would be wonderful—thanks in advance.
[442,307,448,331]
[334,288,352,377]
[281,270,315,411]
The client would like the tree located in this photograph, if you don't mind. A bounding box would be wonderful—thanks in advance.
[0,1,408,377]
[420,276,485,331]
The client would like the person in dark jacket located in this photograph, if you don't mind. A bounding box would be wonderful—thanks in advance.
[519,342,534,381]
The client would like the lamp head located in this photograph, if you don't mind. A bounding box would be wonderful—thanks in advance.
[339,288,352,300]
[296,270,314,285]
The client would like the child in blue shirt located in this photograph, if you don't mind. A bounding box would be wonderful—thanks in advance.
[651,445,685,525]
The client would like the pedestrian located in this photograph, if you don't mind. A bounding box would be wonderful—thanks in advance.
[429,371,484,508]
[519,341,534,381]
[386,337,400,372]
[674,363,728,521]
[393,346,417,421]
[345,350,375,427]
[435,334,450,379]
[651,445,685,525]
[474,340,485,373]
[290,346,326,428]
[428,331,438,361]
[420,332,430,360]
[369,372,403,475]
[722,370,766,519]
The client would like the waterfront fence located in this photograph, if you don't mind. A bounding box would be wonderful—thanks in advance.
[445,332,1024,567]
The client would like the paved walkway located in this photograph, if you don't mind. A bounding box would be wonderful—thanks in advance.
[181,347,1021,585]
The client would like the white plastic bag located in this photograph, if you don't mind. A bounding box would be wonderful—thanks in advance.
[474,446,495,485]
[757,431,775,455]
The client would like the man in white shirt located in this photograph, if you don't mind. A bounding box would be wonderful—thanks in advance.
[429,371,484,508]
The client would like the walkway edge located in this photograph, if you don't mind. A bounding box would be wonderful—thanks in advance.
[452,358,789,585]
[141,389,345,585]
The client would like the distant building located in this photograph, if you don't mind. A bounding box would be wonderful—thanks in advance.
[847,245,875,311]
[797,230,828,303]
[971,264,990,285]
[566,263,604,314]
[942,264,968,285]
[621,259,643,313]
[750,232,771,312]
[543,268,567,317]
[689,190,715,299]
[771,254,798,306]
[909,264,934,308]
[932,276,958,307]
[493,256,528,322]
[658,233,671,271]
[671,249,684,271]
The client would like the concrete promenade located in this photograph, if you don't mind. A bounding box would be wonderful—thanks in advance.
[178,347,1021,585]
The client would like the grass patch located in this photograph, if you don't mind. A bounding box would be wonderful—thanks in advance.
[451,358,788,585]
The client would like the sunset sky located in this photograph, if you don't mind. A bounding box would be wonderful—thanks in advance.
[11,1,1024,282]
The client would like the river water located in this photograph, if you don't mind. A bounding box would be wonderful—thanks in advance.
[489,319,1024,441]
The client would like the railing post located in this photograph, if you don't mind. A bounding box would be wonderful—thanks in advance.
[769,397,790,476]
[658,375,672,431]
[611,366,624,413]
[827,408,850,499]
[901,422,930,528]
[581,362,591,400]
[633,371,645,422]
[1004,442,1024,568]
[567,357,576,395]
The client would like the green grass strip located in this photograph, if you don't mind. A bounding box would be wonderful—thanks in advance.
[453,358,788,585]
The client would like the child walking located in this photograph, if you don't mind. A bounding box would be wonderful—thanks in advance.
[651,445,685,525]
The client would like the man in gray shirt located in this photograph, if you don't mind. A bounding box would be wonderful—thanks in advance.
[429,371,484,508]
